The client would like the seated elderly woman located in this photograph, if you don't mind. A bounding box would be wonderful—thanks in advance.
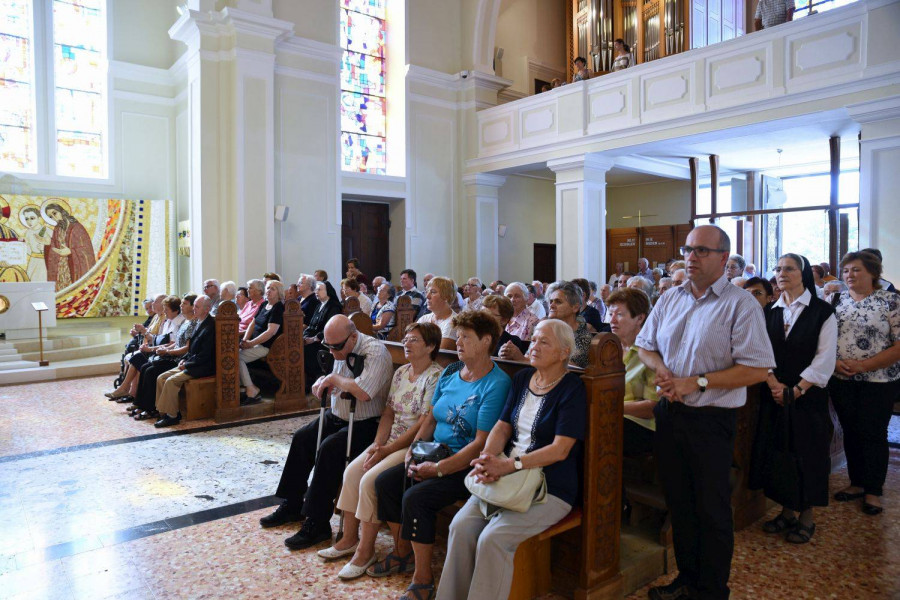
[606,288,657,457]
[418,276,459,346]
[318,323,444,579]
[500,281,593,369]
[238,280,285,404]
[370,311,511,600]
[238,279,265,334]
[627,274,655,301]
[436,319,586,600]
[372,282,397,338]
[482,295,529,357]
[219,280,238,309]
[304,280,344,388]
[129,294,199,421]
[106,295,185,402]
[504,282,540,342]
[342,277,373,316]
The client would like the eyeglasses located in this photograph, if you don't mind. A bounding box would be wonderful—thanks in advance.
[402,336,423,345]
[680,245,727,258]
[322,334,353,351]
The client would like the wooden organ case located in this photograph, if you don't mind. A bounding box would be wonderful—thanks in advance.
[567,0,745,77]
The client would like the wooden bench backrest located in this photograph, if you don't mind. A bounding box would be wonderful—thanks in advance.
[381,333,625,596]
[214,298,305,421]
[343,296,360,315]
[386,295,417,342]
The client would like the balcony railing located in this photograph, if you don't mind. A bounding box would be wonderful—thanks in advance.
[473,0,900,166]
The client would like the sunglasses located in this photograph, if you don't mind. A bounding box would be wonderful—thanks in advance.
[322,333,353,352]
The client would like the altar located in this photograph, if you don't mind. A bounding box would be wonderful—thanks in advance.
[0,282,56,340]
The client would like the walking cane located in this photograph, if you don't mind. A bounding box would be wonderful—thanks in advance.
[335,352,366,543]
[313,349,336,464]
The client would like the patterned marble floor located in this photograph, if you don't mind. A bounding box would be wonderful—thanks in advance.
[0,374,898,599]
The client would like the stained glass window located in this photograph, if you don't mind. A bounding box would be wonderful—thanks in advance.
[0,0,37,172]
[53,0,107,178]
[340,0,386,175]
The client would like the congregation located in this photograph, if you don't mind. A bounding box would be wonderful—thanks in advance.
[100,227,899,600]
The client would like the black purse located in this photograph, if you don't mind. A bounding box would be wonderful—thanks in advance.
[410,440,452,465]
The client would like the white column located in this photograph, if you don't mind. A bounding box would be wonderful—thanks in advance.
[170,4,292,286]
[547,154,615,283]
[463,173,506,284]
[850,98,900,284]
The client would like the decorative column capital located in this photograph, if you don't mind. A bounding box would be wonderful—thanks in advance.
[547,153,616,175]
[462,173,507,189]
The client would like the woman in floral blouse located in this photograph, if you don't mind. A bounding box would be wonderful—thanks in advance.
[829,250,900,516]
[320,322,443,579]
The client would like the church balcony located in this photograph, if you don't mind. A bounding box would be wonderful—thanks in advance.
[470,0,900,171]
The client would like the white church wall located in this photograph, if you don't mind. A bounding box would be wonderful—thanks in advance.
[408,0,463,75]
[497,175,556,283]
[495,0,567,97]
[111,0,181,70]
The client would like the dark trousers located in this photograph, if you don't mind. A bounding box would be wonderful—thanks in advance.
[375,462,470,545]
[624,418,655,457]
[275,409,379,523]
[135,359,178,412]
[829,378,899,496]
[654,400,737,600]
[304,341,326,390]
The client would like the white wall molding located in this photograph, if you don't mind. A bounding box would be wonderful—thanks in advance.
[526,57,566,88]
[406,64,462,91]
[277,35,343,63]
[274,65,337,85]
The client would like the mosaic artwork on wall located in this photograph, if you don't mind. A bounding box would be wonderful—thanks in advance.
[0,194,171,318]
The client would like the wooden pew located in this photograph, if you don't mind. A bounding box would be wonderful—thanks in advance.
[213,299,308,422]
[382,334,626,600]
[386,295,417,342]
[343,296,375,336]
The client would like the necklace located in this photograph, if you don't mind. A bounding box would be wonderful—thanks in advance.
[533,371,566,392]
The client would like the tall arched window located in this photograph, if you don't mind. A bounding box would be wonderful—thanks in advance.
[339,0,387,175]
[0,0,108,178]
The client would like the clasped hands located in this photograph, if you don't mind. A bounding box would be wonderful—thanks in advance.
[835,359,865,378]
[469,452,514,484]
[654,366,699,402]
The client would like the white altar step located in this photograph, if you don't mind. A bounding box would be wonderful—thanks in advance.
[0,328,126,386]
[0,352,121,385]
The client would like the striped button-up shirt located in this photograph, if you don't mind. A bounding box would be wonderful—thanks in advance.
[329,332,393,420]
[635,274,775,408]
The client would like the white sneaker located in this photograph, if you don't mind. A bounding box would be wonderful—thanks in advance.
[317,542,359,560]
[337,554,377,580]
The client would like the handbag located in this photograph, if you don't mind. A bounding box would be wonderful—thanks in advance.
[764,387,805,511]
[464,454,547,518]
[410,440,452,465]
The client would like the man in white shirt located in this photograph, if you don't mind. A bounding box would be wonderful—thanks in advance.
[526,284,546,319]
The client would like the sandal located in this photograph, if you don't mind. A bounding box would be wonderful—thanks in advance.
[762,514,798,534]
[366,552,413,577]
[400,582,435,600]
[786,522,815,544]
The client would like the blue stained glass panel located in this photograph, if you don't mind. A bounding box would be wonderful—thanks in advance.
[341,132,386,175]
[340,92,385,137]
[341,0,385,19]
[54,44,104,92]
[340,8,384,58]
[340,50,384,96]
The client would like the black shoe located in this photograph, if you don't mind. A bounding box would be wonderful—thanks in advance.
[862,502,884,515]
[115,396,134,404]
[154,413,181,428]
[240,393,263,406]
[284,518,332,550]
[260,502,303,528]
[648,579,694,600]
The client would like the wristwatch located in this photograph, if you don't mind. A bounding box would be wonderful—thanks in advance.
[513,456,523,471]
[436,462,444,478]
[697,374,709,393]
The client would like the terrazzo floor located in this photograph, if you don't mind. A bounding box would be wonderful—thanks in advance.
[1,374,898,599]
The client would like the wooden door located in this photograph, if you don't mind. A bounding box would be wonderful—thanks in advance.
[534,244,557,283]
[641,225,675,269]
[342,201,391,281]
[675,224,693,254]
[607,227,640,275]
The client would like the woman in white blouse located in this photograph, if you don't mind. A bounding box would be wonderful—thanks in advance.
[418,276,459,347]
[319,322,443,579]
[828,250,900,516]
[750,254,836,543]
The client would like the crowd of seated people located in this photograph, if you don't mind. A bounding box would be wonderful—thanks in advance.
[104,243,898,599]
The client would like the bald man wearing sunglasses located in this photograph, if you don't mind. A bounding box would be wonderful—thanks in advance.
[261,315,394,551]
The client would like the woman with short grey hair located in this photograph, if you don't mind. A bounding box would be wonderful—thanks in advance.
[238,280,285,404]
[437,319,586,600]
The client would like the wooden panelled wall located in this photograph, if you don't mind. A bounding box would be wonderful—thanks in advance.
[607,224,692,274]
[567,0,745,76]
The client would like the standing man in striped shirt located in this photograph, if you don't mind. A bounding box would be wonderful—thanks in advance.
[636,225,775,600]
[260,315,393,550]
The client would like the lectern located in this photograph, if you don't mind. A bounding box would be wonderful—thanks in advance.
[31,301,50,366]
